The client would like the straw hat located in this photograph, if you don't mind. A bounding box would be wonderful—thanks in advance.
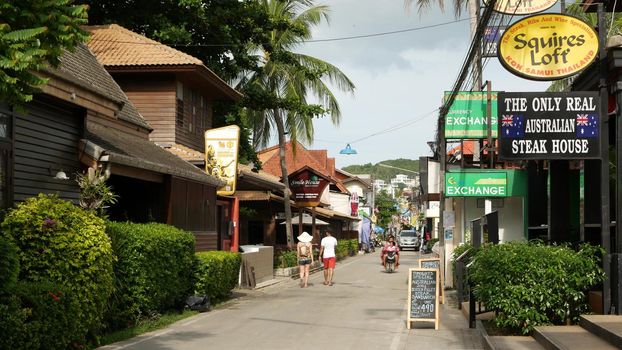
[297,231,313,243]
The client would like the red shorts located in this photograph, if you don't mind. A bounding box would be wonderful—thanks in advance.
[323,257,336,269]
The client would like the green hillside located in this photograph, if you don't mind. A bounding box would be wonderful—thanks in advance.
[342,158,419,182]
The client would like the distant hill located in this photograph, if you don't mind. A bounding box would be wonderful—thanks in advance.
[342,158,419,182]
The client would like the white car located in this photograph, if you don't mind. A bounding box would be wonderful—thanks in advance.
[398,230,421,251]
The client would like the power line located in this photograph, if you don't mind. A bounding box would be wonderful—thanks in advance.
[88,17,474,48]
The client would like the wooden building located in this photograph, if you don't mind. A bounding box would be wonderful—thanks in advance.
[86,24,242,250]
[0,42,225,250]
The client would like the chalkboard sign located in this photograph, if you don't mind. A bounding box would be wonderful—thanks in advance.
[407,268,439,330]
[419,258,444,304]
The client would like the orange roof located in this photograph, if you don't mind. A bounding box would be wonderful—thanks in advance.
[86,24,202,67]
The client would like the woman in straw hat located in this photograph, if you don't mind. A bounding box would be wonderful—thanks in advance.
[297,231,314,288]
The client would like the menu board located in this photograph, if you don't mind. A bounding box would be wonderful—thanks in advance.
[407,268,439,329]
[419,258,444,304]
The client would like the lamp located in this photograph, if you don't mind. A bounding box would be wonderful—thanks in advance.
[49,165,69,180]
[339,143,357,155]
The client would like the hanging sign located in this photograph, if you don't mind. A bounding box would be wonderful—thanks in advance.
[445,91,498,139]
[288,166,331,207]
[498,91,601,160]
[498,14,599,81]
[205,125,240,196]
[483,27,506,58]
[485,0,557,15]
[445,171,508,197]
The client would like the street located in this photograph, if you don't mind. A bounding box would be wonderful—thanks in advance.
[100,250,483,350]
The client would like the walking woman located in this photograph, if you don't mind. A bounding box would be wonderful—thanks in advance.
[297,231,314,288]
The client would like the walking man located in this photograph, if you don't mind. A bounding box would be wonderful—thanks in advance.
[319,230,338,286]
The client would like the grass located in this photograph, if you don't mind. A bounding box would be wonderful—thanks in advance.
[91,310,199,349]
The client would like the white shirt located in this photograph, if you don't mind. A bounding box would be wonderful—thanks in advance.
[321,236,338,258]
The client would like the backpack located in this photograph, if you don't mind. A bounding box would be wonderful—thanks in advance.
[299,243,309,257]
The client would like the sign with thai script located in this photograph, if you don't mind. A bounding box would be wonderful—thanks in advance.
[445,91,498,139]
[498,92,601,159]
[288,166,331,207]
[486,0,557,15]
[498,14,598,81]
[445,172,508,197]
[205,125,240,196]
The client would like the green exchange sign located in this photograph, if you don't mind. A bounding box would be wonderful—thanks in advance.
[445,91,498,139]
[445,172,507,197]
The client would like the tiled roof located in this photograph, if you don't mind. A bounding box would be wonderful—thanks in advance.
[84,123,223,186]
[167,143,204,163]
[46,43,151,130]
[86,24,202,66]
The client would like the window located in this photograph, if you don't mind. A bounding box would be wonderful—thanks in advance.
[176,82,184,127]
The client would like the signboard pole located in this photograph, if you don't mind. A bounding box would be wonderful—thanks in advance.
[486,80,493,168]
[598,3,611,315]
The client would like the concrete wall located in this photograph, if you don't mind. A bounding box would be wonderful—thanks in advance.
[459,196,525,243]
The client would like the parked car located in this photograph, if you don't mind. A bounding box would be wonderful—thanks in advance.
[398,230,421,251]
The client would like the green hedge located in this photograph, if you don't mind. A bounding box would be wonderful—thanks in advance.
[194,251,241,301]
[0,281,81,350]
[105,222,196,330]
[275,250,298,268]
[1,194,114,344]
[469,241,605,334]
[0,237,18,292]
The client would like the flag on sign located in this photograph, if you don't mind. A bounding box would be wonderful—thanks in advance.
[500,114,524,138]
[576,114,599,138]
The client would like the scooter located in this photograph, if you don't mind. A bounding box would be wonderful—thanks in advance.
[385,251,396,273]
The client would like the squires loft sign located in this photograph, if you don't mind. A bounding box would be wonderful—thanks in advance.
[498,14,598,81]
[498,92,601,160]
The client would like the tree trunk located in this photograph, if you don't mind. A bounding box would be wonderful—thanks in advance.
[274,109,294,248]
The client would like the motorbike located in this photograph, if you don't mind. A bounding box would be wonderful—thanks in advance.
[385,251,396,273]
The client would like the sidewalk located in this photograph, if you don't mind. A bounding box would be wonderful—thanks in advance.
[401,289,484,350]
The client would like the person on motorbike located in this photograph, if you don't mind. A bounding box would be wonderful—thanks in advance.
[381,235,400,269]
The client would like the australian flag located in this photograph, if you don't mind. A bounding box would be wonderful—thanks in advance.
[500,114,524,138]
[576,114,599,138]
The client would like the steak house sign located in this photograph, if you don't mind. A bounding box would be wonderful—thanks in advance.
[498,92,601,160]
[498,13,598,81]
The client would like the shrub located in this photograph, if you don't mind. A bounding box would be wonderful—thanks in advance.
[469,242,605,334]
[426,238,439,251]
[0,236,19,292]
[1,194,114,342]
[0,281,81,350]
[194,251,241,301]
[105,222,196,330]
[275,249,298,268]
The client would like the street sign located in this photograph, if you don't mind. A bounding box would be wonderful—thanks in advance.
[485,0,557,15]
[482,27,505,58]
[288,166,331,207]
[445,91,498,139]
[445,172,507,197]
[498,91,601,160]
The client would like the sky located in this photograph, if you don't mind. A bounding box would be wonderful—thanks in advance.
[293,0,553,168]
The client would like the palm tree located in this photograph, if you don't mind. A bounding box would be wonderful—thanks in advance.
[404,0,467,17]
[242,0,355,248]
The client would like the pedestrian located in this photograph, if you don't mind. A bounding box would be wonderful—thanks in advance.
[319,230,338,286]
[297,231,314,288]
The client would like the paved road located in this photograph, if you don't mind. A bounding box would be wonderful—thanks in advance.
[100,250,483,350]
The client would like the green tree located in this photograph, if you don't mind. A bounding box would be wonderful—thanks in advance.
[0,0,89,106]
[242,0,355,247]
[375,190,398,228]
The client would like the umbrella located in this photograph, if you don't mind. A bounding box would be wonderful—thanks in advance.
[374,226,385,233]
[280,213,329,225]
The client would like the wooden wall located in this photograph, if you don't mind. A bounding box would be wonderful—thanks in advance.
[13,97,83,203]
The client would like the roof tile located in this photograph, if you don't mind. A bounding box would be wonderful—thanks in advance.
[86,24,203,66]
